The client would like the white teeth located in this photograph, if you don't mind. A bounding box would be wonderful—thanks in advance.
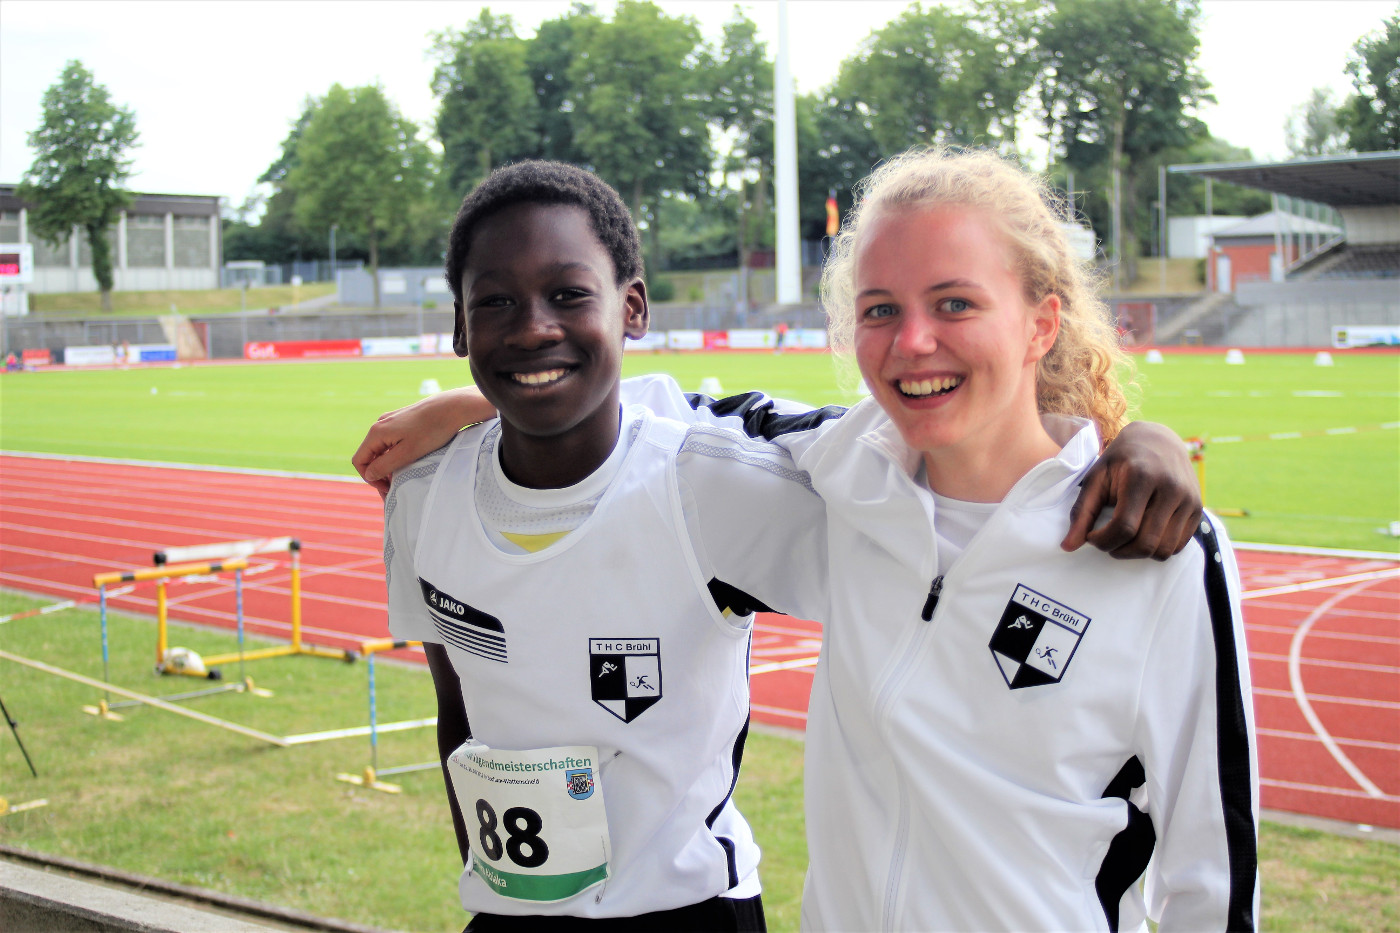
[897,376,962,397]
[513,369,567,386]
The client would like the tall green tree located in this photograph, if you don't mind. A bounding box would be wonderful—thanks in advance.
[1341,10,1400,152]
[1286,88,1349,157]
[431,10,542,194]
[569,0,714,251]
[18,60,139,312]
[525,5,600,164]
[830,1,1037,153]
[284,84,433,307]
[1038,0,1212,286]
[704,8,776,270]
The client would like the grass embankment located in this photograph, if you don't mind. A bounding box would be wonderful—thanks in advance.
[0,592,1394,931]
[27,283,337,317]
[1,351,1395,552]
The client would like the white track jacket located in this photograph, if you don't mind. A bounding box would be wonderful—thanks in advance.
[787,399,1260,932]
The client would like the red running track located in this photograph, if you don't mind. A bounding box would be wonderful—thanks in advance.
[2,453,1396,829]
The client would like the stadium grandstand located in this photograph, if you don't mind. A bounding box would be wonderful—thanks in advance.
[1166,151,1399,347]
[0,186,222,295]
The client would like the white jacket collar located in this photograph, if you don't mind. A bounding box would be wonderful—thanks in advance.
[803,399,1102,575]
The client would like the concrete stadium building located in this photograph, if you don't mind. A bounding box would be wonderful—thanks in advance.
[0,186,222,294]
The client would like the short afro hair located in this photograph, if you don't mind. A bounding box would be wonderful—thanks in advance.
[444,160,643,305]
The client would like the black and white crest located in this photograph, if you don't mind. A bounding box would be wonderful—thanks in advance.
[988,584,1091,689]
[590,638,662,722]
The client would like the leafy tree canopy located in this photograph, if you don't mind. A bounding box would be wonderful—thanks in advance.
[283,83,435,305]
[1342,10,1400,151]
[18,60,139,309]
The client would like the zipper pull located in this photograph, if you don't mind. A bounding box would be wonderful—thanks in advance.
[921,575,944,621]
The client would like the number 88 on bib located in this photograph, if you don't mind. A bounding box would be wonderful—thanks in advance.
[448,741,612,902]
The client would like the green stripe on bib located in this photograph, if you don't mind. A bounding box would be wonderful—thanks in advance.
[472,856,609,902]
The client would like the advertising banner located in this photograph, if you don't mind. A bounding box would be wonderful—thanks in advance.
[726,329,776,350]
[133,344,177,362]
[1333,325,1400,348]
[702,330,730,350]
[623,333,668,352]
[667,330,705,350]
[791,329,829,349]
[361,336,421,357]
[64,345,117,366]
[244,340,362,360]
[21,348,51,366]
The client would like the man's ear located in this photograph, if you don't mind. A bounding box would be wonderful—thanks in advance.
[453,300,469,358]
[622,278,649,341]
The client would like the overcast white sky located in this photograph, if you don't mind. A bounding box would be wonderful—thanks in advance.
[1,0,1394,209]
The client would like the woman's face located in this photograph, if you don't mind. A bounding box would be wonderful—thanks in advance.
[852,203,1059,465]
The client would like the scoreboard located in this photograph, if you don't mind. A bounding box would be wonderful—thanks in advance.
[0,244,33,284]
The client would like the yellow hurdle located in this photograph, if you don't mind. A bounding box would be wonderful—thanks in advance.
[334,638,438,794]
[1186,437,1249,519]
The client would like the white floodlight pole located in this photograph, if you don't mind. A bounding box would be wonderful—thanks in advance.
[774,0,802,306]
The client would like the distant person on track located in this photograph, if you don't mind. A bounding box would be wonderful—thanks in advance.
[358,154,1233,930]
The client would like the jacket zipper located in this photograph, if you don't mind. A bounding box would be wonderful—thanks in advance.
[920,575,944,621]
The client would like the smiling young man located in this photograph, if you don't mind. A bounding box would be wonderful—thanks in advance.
[382,161,831,931]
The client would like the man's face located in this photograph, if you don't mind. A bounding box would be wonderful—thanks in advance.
[456,202,647,447]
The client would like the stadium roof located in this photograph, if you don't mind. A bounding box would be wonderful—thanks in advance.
[1168,151,1400,208]
[1213,210,1342,239]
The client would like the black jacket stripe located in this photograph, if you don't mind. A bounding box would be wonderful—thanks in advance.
[1196,522,1258,931]
[1096,756,1156,932]
[686,391,847,440]
[704,713,751,890]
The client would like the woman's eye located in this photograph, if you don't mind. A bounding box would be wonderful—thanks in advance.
[862,303,897,320]
[940,298,971,314]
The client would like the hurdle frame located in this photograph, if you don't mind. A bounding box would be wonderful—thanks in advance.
[334,638,438,794]
[90,558,266,718]
[1186,437,1249,518]
[152,537,356,667]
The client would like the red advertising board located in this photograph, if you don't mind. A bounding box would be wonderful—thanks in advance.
[244,340,362,360]
[702,330,730,350]
[21,348,51,365]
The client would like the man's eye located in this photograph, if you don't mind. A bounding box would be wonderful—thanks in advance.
[554,288,589,302]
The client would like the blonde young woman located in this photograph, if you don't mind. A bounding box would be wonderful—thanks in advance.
[353,150,1252,931]
[785,148,1257,931]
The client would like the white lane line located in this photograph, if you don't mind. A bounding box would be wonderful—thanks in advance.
[1253,686,1400,712]
[1261,776,1400,802]
[750,656,820,676]
[1256,726,1400,752]
[751,703,808,723]
[1290,579,1390,798]
[1244,567,1400,600]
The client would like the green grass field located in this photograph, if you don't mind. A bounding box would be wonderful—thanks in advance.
[0,591,1394,932]
[1,349,1395,552]
[27,283,338,317]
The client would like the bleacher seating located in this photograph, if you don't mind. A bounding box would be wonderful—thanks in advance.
[1315,244,1400,279]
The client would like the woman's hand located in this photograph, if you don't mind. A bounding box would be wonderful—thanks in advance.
[1061,421,1203,560]
[352,387,496,497]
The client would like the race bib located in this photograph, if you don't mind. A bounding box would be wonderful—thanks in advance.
[447,741,610,903]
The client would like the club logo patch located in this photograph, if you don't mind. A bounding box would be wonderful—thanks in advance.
[590,638,662,723]
[565,768,595,800]
[988,585,1090,689]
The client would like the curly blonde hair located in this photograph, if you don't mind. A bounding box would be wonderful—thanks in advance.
[822,147,1129,442]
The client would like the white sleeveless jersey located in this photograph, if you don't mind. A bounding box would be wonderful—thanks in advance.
[409,410,759,918]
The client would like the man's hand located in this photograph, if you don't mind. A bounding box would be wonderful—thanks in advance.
[1062,421,1203,560]
[351,387,496,498]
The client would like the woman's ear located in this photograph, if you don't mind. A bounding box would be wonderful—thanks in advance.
[453,301,469,358]
[1027,293,1060,363]
[622,279,649,341]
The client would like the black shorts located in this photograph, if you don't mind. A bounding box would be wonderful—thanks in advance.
[464,893,766,932]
